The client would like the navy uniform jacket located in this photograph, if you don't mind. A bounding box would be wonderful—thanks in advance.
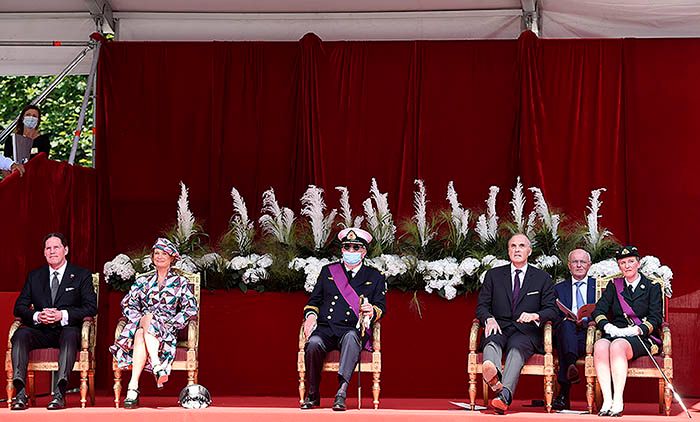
[592,274,662,339]
[304,262,386,338]
[475,264,558,353]
[14,263,97,328]
[554,276,596,320]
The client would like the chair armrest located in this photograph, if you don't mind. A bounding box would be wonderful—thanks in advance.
[585,320,596,355]
[187,316,199,350]
[298,322,306,352]
[372,321,381,352]
[543,321,553,354]
[662,323,671,357]
[114,317,127,341]
[81,319,93,350]
[469,318,481,352]
[7,320,22,349]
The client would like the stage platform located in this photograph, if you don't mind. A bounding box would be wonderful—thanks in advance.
[1,396,697,422]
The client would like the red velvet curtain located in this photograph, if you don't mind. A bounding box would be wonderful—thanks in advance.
[0,155,97,291]
[94,33,700,396]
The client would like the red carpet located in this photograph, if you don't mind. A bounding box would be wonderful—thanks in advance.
[1,396,698,422]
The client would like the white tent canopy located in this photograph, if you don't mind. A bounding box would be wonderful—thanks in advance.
[2,0,700,75]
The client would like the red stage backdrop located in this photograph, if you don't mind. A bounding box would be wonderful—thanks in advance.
[2,31,699,399]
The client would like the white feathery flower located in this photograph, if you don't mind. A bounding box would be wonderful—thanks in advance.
[446,181,470,238]
[336,186,360,229]
[526,211,537,239]
[475,214,490,242]
[230,187,255,254]
[529,187,559,243]
[363,178,396,251]
[176,182,196,244]
[510,177,526,232]
[585,188,611,247]
[301,185,337,250]
[259,188,295,244]
[486,186,499,239]
[413,179,434,247]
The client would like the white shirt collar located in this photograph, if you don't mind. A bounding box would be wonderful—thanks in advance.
[510,263,527,287]
[626,274,642,292]
[572,275,588,285]
[49,260,68,283]
[344,263,362,277]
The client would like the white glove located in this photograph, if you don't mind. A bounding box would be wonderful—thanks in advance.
[619,326,642,337]
[603,323,625,338]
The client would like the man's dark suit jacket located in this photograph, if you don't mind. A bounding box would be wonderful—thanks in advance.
[554,276,596,316]
[14,263,97,328]
[476,264,558,353]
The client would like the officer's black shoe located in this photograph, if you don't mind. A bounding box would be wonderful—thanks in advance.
[552,392,570,411]
[47,391,65,410]
[11,389,28,411]
[300,396,320,409]
[332,394,347,411]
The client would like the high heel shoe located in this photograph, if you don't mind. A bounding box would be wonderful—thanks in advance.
[598,402,613,417]
[609,403,624,417]
[124,389,140,409]
[152,363,169,389]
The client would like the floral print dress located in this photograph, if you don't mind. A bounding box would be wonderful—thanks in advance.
[110,270,198,374]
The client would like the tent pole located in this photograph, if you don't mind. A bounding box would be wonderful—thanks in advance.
[69,34,103,165]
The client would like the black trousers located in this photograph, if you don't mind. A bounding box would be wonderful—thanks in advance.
[555,320,586,388]
[304,328,361,399]
[11,325,80,391]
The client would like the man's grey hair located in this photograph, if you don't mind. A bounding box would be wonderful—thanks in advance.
[567,248,591,263]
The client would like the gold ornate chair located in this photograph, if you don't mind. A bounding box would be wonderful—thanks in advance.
[467,318,555,412]
[5,273,100,408]
[584,274,672,415]
[297,322,382,409]
[112,269,201,408]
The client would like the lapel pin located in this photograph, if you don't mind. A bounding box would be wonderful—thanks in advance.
[640,284,645,290]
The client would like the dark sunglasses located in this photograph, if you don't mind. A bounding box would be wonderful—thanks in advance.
[342,244,363,252]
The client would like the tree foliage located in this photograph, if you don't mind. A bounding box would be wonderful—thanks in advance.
[0,75,94,167]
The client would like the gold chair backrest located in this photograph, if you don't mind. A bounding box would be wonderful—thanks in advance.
[595,273,666,319]
[90,273,100,352]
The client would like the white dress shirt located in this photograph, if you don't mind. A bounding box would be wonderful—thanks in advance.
[510,263,528,290]
[33,261,70,326]
[0,155,14,171]
[625,274,642,293]
[570,276,590,314]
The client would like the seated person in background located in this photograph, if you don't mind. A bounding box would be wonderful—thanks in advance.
[592,245,663,417]
[4,104,51,161]
[552,248,596,410]
[11,233,97,410]
[0,154,25,176]
[110,238,198,409]
[475,233,558,414]
[301,228,386,411]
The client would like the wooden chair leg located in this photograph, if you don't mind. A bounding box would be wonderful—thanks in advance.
[482,379,489,407]
[5,364,13,409]
[113,368,122,408]
[664,378,673,416]
[544,374,553,413]
[28,371,35,406]
[187,369,196,386]
[89,370,95,405]
[586,375,595,414]
[658,378,664,414]
[298,370,305,404]
[594,379,602,411]
[372,370,380,409]
[468,371,477,410]
[194,369,198,385]
[80,370,88,408]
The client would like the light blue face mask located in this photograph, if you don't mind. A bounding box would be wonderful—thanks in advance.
[23,116,38,129]
[342,251,363,265]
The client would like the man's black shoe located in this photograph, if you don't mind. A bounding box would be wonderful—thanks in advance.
[300,397,320,409]
[332,394,347,411]
[11,390,28,411]
[47,392,66,410]
[552,392,570,411]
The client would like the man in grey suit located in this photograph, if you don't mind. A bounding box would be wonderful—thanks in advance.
[475,234,558,414]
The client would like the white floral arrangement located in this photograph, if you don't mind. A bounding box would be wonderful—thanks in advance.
[228,253,273,285]
[586,256,673,297]
[478,255,511,284]
[289,256,337,292]
[103,254,136,284]
[420,257,481,300]
[365,254,412,278]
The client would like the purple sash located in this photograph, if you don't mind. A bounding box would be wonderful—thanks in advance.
[613,278,661,345]
[328,263,372,351]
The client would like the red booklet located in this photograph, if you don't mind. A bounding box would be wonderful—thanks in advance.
[556,299,595,323]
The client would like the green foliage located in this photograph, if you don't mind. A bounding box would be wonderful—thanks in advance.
[0,75,94,167]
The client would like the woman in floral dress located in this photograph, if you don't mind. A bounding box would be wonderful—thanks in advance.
[109,238,198,408]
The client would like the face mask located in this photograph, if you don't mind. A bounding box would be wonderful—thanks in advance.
[342,251,363,265]
[23,116,38,129]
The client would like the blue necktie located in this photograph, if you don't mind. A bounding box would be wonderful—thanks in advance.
[574,281,585,312]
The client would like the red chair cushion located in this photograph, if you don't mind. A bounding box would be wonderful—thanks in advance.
[475,352,545,366]
[628,355,666,369]
[326,350,373,364]
[28,348,81,361]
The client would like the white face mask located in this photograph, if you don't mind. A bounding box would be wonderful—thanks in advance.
[23,116,38,129]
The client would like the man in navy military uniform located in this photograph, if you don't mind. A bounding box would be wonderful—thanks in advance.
[552,248,596,410]
[300,228,386,411]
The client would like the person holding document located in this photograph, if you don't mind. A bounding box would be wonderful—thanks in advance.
[552,248,596,410]
[592,246,662,417]
[4,104,51,161]
[300,228,386,411]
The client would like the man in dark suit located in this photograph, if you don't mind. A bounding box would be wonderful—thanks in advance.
[300,228,386,411]
[476,233,558,414]
[552,248,596,410]
[10,232,97,410]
